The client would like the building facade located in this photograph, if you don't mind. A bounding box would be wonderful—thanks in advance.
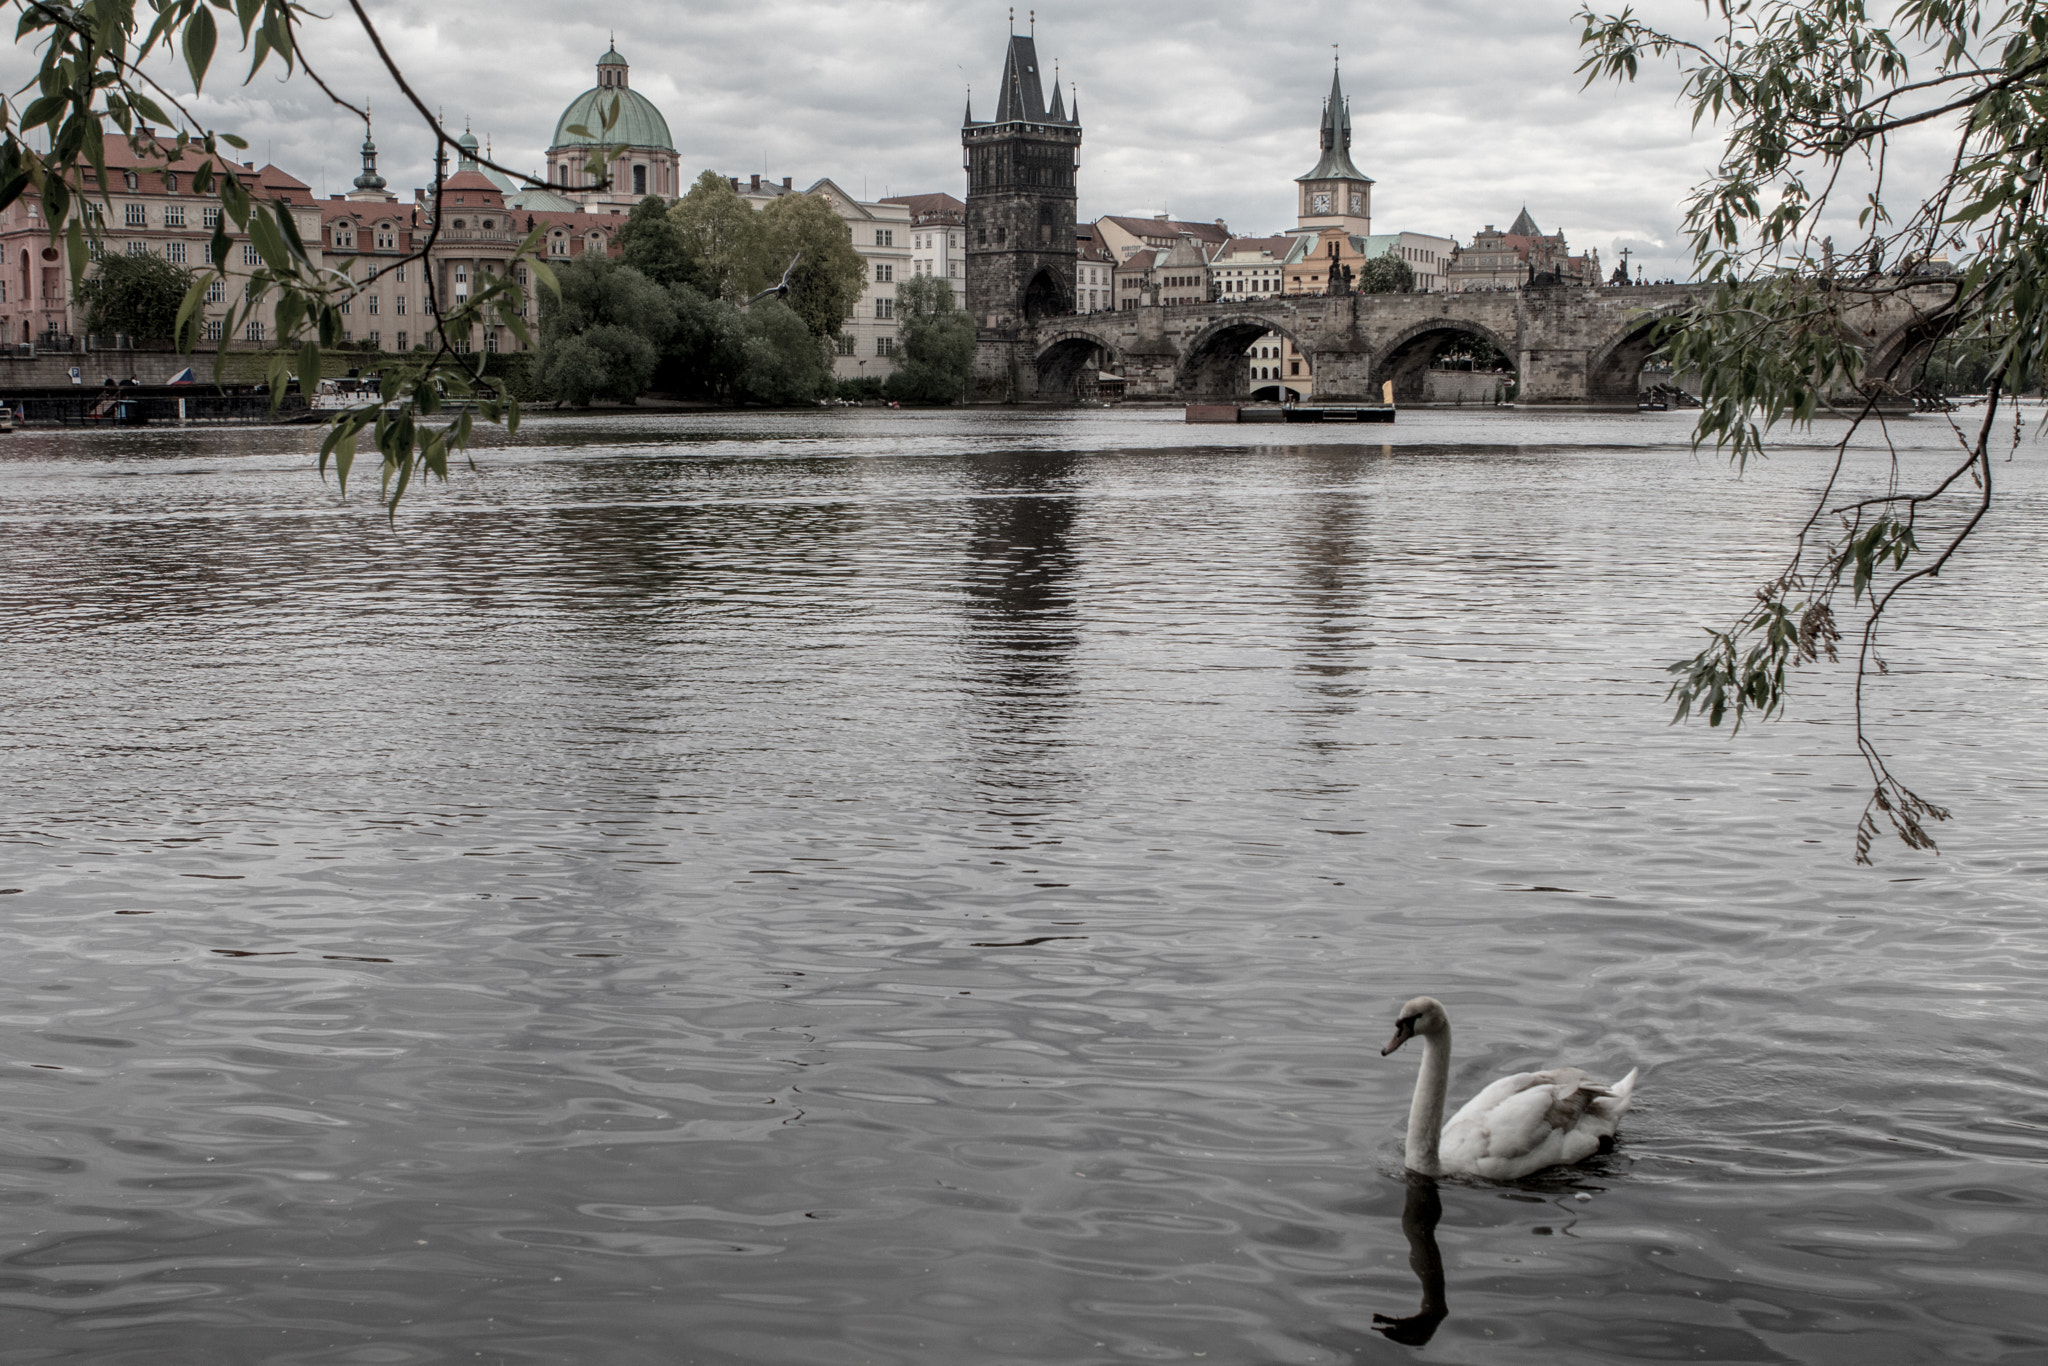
[1094,214,1231,263]
[1446,208,1602,291]
[1074,223,1115,312]
[1210,235,1291,299]
[880,193,966,287]
[962,30,1082,331]
[0,133,324,348]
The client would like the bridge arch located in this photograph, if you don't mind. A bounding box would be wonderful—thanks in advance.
[1175,313,1313,403]
[1372,318,1520,404]
[1864,309,1957,393]
[1586,304,1691,404]
[1034,329,1125,403]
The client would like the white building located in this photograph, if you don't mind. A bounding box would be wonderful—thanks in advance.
[1360,231,1457,292]
[1210,235,1292,299]
[879,193,965,288]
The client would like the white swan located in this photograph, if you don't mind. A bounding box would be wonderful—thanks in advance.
[1381,996,1638,1180]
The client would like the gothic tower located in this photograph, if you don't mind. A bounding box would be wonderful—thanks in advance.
[963,27,1082,336]
[1296,62,1372,236]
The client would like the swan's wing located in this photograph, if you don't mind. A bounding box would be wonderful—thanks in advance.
[1440,1069,1622,1178]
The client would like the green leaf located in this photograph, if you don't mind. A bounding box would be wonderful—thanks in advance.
[184,8,218,94]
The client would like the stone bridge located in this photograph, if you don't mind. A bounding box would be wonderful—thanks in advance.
[974,282,1954,406]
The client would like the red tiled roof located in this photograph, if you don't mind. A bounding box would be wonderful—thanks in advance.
[880,192,965,224]
[1102,215,1231,244]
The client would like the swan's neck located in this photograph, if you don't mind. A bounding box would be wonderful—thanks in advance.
[1405,1027,1450,1175]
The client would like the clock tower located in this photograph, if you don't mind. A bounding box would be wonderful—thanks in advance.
[1295,62,1372,236]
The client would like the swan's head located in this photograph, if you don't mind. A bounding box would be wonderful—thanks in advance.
[1381,996,1448,1056]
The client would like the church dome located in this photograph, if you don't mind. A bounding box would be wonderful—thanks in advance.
[549,47,674,152]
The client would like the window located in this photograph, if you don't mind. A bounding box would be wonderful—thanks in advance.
[87,239,105,262]
[202,242,214,265]
[834,334,855,355]
[1290,360,1301,376]
[165,173,179,194]
[242,243,260,266]
[632,164,646,195]
[126,240,147,257]
[396,264,408,283]
[550,234,568,256]
[205,279,225,303]
[339,297,350,315]
[376,227,395,249]
[202,206,221,229]
[245,320,265,342]
[451,335,470,355]
[396,294,407,315]
[485,329,499,353]
[163,205,185,228]
[875,229,893,246]
[123,171,138,191]
[202,319,222,341]
[875,264,893,283]
[367,295,379,315]
[164,241,186,264]
[368,330,380,348]
[876,336,897,357]
[124,202,146,227]
[875,297,893,319]
[396,331,408,351]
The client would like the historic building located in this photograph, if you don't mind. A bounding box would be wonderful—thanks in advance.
[1210,235,1292,299]
[880,192,966,286]
[1445,208,1601,291]
[962,28,1082,332]
[1074,223,1115,313]
[1093,214,1231,263]
[1294,64,1372,238]
[544,45,681,212]
[0,132,323,347]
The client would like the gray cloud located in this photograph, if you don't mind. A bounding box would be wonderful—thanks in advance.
[4,0,1734,279]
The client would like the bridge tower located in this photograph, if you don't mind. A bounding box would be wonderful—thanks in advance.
[963,24,1082,398]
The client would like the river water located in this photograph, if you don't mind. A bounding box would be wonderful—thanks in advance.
[0,407,2043,1364]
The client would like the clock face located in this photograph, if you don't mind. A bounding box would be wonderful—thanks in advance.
[1311,191,1332,214]
[1350,191,1364,215]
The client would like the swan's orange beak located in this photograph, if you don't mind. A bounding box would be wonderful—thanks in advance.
[1381,1019,1415,1056]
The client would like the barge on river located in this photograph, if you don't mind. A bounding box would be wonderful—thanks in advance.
[1186,403,1395,425]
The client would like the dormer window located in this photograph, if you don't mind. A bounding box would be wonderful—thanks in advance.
[452,219,465,229]
[482,218,494,229]
[165,173,178,193]
[123,171,138,190]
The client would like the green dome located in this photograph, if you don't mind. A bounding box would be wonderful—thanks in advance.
[551,84,673,152]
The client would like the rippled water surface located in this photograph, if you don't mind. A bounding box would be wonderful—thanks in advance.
[1,407,2045,1364]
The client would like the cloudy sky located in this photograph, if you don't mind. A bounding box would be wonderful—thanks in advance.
[7,1,1748,279]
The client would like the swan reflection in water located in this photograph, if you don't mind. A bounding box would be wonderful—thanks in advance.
[1373,1174,1448,1347]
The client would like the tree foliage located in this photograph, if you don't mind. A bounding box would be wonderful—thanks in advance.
[1576,0,2048,859]
[617,194,706,292]
[1356,253,1416,294]
[536,258,676,405]
[885,275,975,403]
[74,250,197,343]
[669,171,775,303]
[760,191,869,338]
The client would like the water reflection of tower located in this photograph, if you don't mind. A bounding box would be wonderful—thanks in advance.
[959,451,1082,797]
[1290,449,1376,742]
